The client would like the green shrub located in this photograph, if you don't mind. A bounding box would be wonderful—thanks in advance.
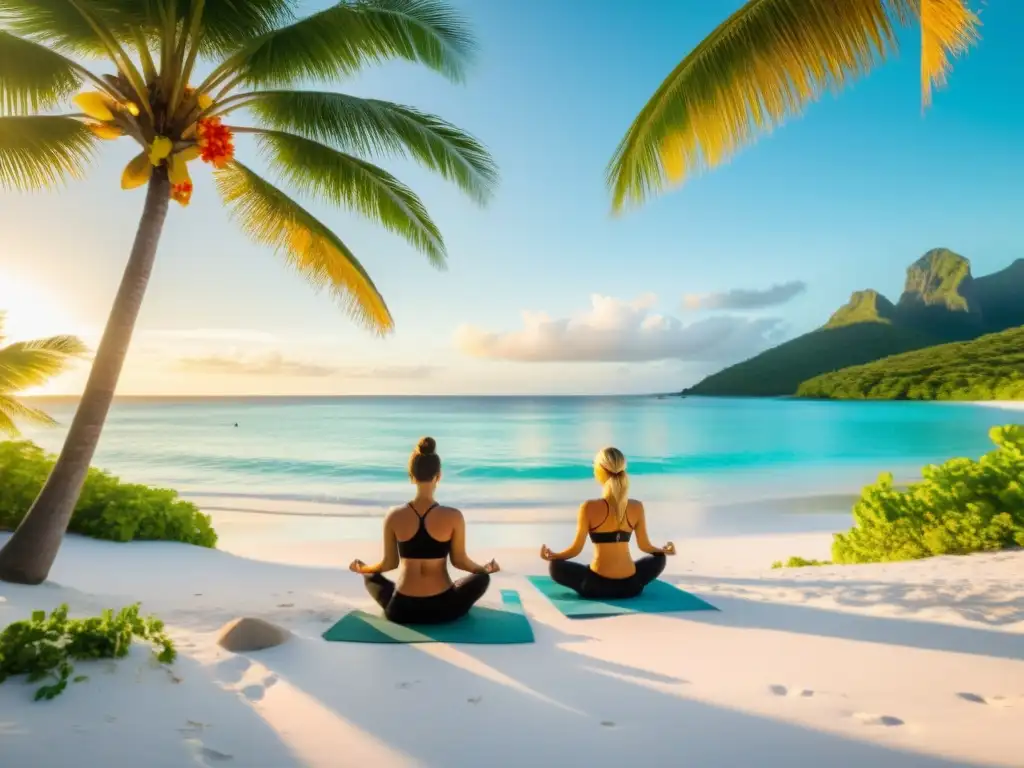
[0,603,175,700]
[770,556,832,569]
[0,440,216,547]
[832,425,1024,564]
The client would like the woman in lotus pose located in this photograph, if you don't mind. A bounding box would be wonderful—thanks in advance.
[540,447,675,599]
[350,437,499,624]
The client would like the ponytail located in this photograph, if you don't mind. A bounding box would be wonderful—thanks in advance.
[594,446,629,525]
[602,471,630,526]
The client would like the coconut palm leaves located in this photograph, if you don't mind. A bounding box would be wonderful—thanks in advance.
[608,0,980,212]
[0,0,497,333]
[0,313,88,435]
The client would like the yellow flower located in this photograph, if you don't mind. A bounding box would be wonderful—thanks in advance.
[148,136,173,166]
[197,92,213,110]
[177,146,201,163]
[167,152,192,186]
[73,92,114,121]
[86,122,123,140]
[125,101,140,116]
[121,152,153,190]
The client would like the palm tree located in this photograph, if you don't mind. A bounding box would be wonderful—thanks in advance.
[0,0,497,584]
[0,312,88,435]
[607,0,980,212]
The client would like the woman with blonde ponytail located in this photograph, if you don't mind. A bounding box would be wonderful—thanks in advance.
[540,447,675,600]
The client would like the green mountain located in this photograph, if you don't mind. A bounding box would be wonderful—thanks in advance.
[797,326,1024,400]
[825,289,896,328]
[684,249,1024,398]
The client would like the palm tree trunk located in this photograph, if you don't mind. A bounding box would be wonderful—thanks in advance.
[0,167,172,585]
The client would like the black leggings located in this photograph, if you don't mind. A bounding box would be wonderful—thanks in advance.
[363,572,491,625]
[549,554,666,600]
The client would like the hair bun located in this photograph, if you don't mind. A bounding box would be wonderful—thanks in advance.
[417,436,437,455]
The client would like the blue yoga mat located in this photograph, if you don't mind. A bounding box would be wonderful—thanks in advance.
[527,576,718,619]
[322,589,535,644]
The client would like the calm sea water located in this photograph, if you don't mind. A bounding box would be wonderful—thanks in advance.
[20,397,1018,536]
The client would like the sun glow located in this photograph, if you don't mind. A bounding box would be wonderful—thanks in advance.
[0,271,80,344]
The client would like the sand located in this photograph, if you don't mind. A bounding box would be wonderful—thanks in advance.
[1,522,1023,768]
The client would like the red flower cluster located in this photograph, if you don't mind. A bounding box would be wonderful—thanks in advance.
[197,117,234,168]
[171,181,193,206]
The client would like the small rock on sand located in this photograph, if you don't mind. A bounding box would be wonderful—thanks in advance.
[216,618,290,652]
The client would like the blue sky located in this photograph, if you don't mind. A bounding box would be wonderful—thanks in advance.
[4,0,1023,396]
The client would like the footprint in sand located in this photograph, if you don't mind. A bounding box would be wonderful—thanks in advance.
[241,674,279,702]
[184,738,234,765]
[957,692,1019,708]
[769,684,815,698]
[213,656,252,685]
[852,713,905,727]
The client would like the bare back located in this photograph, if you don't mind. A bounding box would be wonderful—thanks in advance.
[387,503,459,597]
[585,498,657,579]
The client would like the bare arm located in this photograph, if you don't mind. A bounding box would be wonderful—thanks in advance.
[356,513,400,574]
[546,503,589,560]
[448,511,489,574]
[633,503,671,555]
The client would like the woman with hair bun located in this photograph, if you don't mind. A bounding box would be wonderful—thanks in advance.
[350,436,499,624]
[539,447,675,599]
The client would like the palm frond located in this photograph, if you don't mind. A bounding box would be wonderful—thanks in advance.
[229,0,475,88]
[607,0,979,212]
[0,115,96,191]
[215,160,393,333]
[0,31,84,115]
[176,0,296,55]
[0,394,57,435]
[0,334,88,392]
[249,127,446,266]
[246,90,496,204]
[0,0,111,55]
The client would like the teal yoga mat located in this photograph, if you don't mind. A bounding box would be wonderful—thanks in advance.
[527,576,718,619]
[322,589,535,644]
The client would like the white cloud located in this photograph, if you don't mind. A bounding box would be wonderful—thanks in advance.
[455,294,785,363]
[683,280,807,311]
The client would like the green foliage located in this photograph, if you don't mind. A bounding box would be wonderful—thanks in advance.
[831,425,1024,564]
[0,603,175,700]
[0,440,217,547]
[0,115,96,191]
[0,311,89,435]
[770,556,831,569]
[684,322,937,397]
[798,327,1024,401]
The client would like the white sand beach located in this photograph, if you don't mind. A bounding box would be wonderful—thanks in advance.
[1,517,1023,768]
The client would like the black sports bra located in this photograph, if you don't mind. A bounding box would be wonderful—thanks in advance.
[397,502,452,559]
[589,500,634,544]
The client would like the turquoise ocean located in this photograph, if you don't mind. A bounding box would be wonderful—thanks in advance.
[19,397,1020,545]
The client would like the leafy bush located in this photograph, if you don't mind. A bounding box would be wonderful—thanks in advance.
[0,440,216,547]
[771,556,831,569]
[0,603,175,700]
[831,425,1024,563]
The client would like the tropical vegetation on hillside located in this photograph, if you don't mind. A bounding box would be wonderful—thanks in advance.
[798,326,1024,401]
[774,424,1024,567]
[684,250,1024,398]
[0,0,497,584]
[606,0,979,212]
[0,312,87,435]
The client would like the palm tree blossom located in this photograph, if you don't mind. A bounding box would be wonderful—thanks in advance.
[607,0,980,212]
[0,0,498,583]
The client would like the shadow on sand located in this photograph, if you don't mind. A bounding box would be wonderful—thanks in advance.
[252,614,985,768]
[664,575,1024,661]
